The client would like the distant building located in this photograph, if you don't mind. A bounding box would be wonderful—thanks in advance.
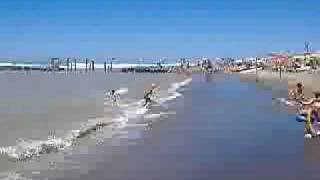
[290,53,320,65]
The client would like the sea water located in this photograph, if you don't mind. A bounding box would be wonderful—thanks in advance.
[0,72,312,180]
[0,71,190,179]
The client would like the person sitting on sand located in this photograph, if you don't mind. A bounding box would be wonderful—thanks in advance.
[143,83,159,107]
[289,82,304,101]
[301,91,320,136]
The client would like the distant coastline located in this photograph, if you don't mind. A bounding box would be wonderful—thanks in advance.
[0,61,180,69]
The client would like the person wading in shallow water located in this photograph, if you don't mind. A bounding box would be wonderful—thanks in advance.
[301,91,320,136]
[143,83,159,107]
[289,82,305,102]
[108,89,120,105]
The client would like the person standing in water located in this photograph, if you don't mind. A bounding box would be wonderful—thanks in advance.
[289,82,304,101]
[108,89,120,104]
[301,91,320,136]
[143,83,159,107]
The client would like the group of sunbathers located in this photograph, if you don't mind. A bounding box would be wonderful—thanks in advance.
[288,83,320,136]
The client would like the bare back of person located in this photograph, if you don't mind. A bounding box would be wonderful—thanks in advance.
[289,82,304,101]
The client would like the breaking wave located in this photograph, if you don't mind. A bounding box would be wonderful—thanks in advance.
[0,77,192,161]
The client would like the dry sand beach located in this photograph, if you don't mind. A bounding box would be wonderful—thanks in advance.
[239,70,320,98]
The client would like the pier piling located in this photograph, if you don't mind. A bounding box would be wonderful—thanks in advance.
[74,59,77,71]
[279,65,282,79]
[85,59,88,72]
[255,57,258,82]
[66,58,70,72]
[92,60,95,71]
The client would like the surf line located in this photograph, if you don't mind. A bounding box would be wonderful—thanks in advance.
[0,78,192,161]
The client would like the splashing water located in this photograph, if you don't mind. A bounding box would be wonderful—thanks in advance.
[0,78,192,161]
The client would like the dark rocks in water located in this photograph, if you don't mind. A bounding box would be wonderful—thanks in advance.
[0,66,65,72]
[40,67,65,72]
[121,67,135,73]
[0,66,24,71]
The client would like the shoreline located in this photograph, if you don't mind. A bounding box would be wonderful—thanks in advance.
[48,73,304,180]
[0,72,191,176]
[0,71,308,180]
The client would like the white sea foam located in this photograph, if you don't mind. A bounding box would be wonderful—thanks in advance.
[0,172,34,180]
[104,88,129,107]
[305,134,312,138]
[275,98,301,107]
[0,78,192,161]
[157,77,192,105]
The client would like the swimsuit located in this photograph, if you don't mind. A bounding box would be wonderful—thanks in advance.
[110,92,119,102]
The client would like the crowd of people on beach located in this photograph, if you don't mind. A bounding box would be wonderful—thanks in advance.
[288,82,320,138]
[121,66,176,73]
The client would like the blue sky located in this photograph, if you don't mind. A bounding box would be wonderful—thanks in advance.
[0,0,319,61]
